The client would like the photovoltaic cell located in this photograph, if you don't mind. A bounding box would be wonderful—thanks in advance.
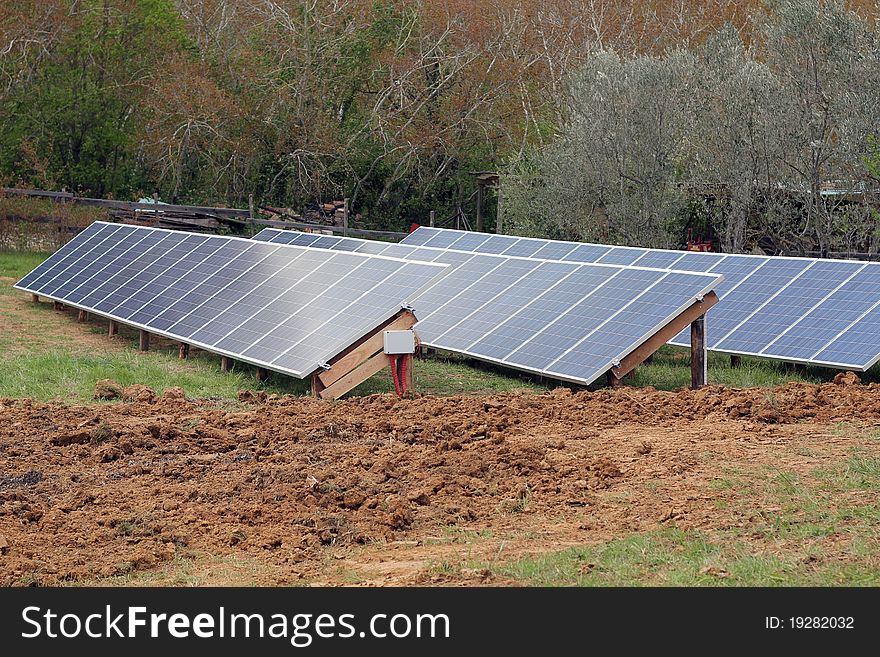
[254,228,721,385]
[15,222,448,379]
[399,226,880,371]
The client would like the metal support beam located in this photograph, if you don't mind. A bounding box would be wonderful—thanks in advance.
[691,316,707,389]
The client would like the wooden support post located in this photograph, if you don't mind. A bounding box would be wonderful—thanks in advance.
[178,343,189,359]
[31,294,39,303]
[730,355,742,368]
[691,315,707,389]
[138,329,150,352]
[53,301,63,311]
[311,373,325,397]
[256,367,269,382]
[108,320,119,336]
[342,198,349,237]
[429,210,435,227]
[221,356,232,372]
[475,182,483,232]
[606,371,623,388]
[77,309,88,322]
[403,354,414,394]
[611,292,718,381]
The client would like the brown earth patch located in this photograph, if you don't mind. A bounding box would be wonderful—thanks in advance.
[1,381,879,586]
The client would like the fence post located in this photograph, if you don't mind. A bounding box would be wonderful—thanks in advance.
[343,198,349,237]
[429,210,435,228]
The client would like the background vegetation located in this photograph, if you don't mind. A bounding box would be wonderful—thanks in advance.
[2,1,878,250]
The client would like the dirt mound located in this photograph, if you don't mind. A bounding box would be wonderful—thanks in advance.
[1,381,879,585]
[93,379,122,400]
[833,371,861,386]
[122,384,156,403]
[161,387,186,402]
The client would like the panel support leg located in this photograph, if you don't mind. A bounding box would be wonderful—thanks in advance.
[53,301,64,311]
[606,371,623,388]
[138,329,150,352]
[108,320,119,336]
[256,367,269,383]
[221,356,232,372]
[31,294,39,303]
[77,310,88,323]
[311,373,325,398]
[730,355,742,368]
[691,315,707,389]
[403,354,414,395]
[179,343,189,359]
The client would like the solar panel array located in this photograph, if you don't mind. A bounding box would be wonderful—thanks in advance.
[14,222,448,378]
[253,228,722,385]
[400,227,880,371]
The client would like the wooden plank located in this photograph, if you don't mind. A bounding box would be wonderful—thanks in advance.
[254,219,407,239]
[108,320,119,336]
[1,187,249,217]
[138,329,150,352]
[221,356,232,372]
[311,373,325,397]
[179,343,190,359]
[610,292,718,381]
[606,371,623,388]
[319,351,389,400]
[30,294,39,303]
[77,310,88,322]
[691,316,707,389]
[403,354,414,394]
[317,311,417,387]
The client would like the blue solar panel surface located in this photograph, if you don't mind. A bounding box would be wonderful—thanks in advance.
[253,228,721,385]
[15,222,448,378]
[398,227,880,370]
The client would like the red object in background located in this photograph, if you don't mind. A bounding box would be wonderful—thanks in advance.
[686,228,714,252]
[409,222,421,233]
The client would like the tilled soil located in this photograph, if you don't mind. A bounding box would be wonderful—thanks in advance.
[1,378,879,586]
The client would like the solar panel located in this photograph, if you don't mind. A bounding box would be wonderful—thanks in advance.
[15,222,448,379]
[401,227,880,371]
[254,228,722,385]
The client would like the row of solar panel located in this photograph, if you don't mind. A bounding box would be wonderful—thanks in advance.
[15,222,447,378]
[373,227,880,371]
[253,228,722,384]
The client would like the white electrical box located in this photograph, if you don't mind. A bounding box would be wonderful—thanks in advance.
[383,330,416,355]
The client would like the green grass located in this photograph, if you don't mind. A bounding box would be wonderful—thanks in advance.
[630,347,827,390]
[0,250,51,279]
[467,452,880,586]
